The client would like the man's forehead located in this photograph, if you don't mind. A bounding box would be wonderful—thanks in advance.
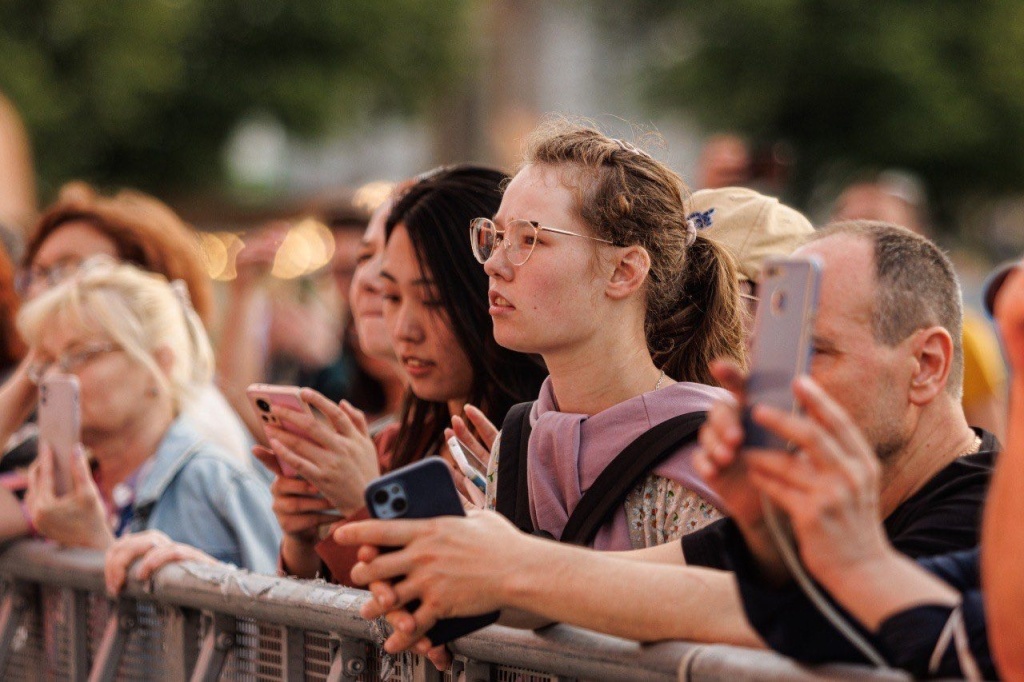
[793,234,876,331]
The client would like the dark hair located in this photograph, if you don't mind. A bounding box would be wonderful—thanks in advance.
[384,165,547,469]
[521,120,746,384]
[811,221,964,398]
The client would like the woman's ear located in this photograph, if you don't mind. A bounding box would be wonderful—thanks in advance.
[152,346,176,375]
[606,246,651,300]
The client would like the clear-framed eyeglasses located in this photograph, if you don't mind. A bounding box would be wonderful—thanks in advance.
[27,342,121,385]
[469,218,615,266]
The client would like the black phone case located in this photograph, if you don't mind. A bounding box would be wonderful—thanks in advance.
[364,458,500,645]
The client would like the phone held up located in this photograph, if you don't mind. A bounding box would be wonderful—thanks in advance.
[38,374,82,496]
[365,458,500,645]
[246,383,316,478]
[742,257,822,451]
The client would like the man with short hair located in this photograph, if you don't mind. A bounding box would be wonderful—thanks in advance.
[335,221,996,653]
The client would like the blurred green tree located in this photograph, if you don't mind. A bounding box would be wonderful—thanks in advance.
[0,0,468,195]
[608,0,1024,226]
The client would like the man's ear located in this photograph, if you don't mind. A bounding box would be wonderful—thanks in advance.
[907,326,954,405]
[605,245,651,301]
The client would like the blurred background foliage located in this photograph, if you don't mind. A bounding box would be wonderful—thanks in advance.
[0,0,469,196]
[605,0,1024,231]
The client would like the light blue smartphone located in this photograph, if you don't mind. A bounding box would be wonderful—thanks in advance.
[742,257,822,450]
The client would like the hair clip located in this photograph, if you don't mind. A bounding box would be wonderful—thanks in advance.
[609,138,653,159]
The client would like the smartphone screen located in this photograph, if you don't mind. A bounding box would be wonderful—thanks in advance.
[743,257,821,450]
[38,374,81,496]
[446,436,487,493]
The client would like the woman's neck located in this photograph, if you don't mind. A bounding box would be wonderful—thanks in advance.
[90,407,175,500]
[543,327,664,416]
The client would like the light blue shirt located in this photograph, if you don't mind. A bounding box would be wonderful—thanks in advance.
[125,416,282,573]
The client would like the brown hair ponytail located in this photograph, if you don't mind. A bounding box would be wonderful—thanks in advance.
[652,232,745,385]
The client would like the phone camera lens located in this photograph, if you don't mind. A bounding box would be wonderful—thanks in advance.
[256,398,271,412]
[391,497,407,513]
[373,489,390,506]
[770,290,786,315]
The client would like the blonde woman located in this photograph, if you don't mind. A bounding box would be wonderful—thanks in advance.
[0,259,280,572]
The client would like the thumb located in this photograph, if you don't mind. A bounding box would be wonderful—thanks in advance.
[70,446,96,496]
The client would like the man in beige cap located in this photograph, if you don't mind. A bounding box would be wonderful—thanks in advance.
[687,186,815,333]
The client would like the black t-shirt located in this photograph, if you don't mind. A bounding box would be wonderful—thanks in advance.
[683,429,998,568]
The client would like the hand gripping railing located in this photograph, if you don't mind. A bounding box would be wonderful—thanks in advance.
[0,540,909,681]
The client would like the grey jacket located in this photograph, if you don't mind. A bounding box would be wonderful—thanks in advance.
[125,416,281,573]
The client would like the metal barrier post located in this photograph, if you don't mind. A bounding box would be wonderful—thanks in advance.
[411,652,443,682]
[67,590,91,681]
[284,626,305,682]
[0,582,34,675]
[159,606,202,681]
[88,599,139,682]
[189,611,236,682]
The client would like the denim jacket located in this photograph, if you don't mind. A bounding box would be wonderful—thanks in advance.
[125,416,281,574]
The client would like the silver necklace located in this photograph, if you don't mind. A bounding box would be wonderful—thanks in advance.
[654,370,666,391]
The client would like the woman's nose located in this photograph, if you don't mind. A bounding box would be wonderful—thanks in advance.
[483,244,513,280]
[392,305,424,343]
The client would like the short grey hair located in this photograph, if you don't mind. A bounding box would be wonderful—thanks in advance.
[811,221,964,399]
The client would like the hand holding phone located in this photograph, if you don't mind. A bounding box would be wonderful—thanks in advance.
[365,459,500,645]
[38,374,81,496]
[743,257,821,450]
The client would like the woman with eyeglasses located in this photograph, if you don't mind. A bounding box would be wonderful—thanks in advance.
[0,183,252,469]
[0,261,280,571]
[453,121,747,550]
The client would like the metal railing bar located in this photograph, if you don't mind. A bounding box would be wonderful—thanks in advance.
[68,589,91,681]
[188,611,236,682]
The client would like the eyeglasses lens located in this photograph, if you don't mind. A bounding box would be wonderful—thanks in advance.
[471,219,495,264]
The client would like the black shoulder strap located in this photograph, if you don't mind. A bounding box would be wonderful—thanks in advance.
[495,401,535,533]
[560,411,708,546]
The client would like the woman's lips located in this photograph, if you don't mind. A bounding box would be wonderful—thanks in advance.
[401,355,435,378]
[489,290,515,315]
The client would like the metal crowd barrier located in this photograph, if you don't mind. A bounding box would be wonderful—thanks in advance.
[0,540,910,681]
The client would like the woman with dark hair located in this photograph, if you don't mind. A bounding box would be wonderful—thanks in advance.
[206,166,545,581]
[382,166,547,471]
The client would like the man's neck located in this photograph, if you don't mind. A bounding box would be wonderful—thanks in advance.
[879,398,978,516]
[90,409,175,501]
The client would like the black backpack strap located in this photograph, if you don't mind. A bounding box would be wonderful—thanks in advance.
[495,401,535,533]
[560,411,708,546]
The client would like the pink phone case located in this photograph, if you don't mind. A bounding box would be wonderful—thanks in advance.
[246,383,315,477]
[38,374,81,496]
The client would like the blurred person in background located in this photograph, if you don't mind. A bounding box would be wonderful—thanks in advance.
[697,134,751,189]
[832,175,1007,440]
[0,183,252,469]
[0,92,37,255]
[0,260,280,572]
[215,202,392,440]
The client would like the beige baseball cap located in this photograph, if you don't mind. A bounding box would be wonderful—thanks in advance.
[688,187,815,282]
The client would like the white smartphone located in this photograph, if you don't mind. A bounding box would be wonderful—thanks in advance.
[446,435,487,493]
[743,257,822,450]
[38,374,81,496]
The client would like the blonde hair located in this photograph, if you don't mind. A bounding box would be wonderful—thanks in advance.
[520,119,746,384]
[17,260,213,410]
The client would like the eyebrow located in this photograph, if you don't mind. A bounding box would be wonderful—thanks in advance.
[378,270,435,288]
[811,335,838,352]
